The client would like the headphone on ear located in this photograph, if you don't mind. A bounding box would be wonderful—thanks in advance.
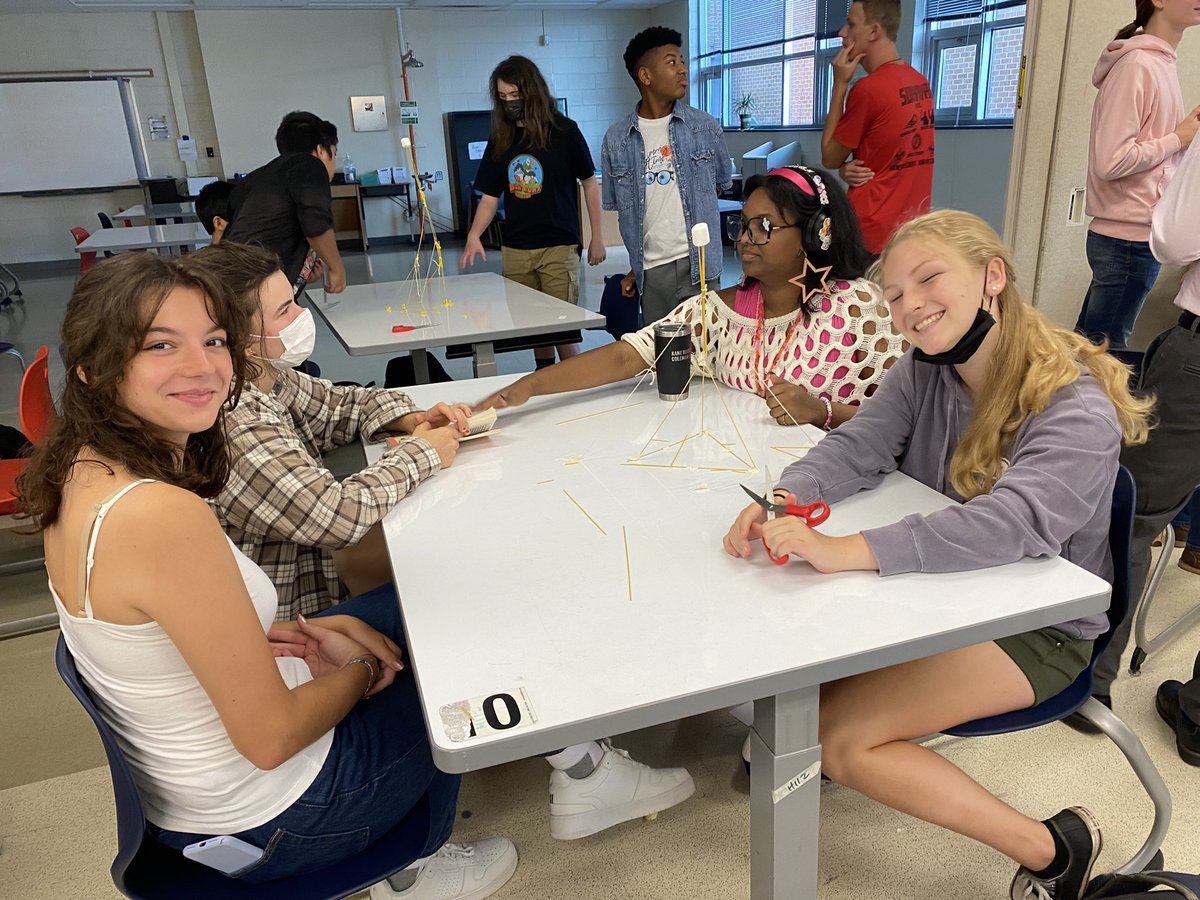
[766,166,833,253]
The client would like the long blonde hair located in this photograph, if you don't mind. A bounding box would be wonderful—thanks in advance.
[880,210,1152,500]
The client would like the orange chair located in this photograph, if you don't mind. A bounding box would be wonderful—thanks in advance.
[0,346,54,517]
[1,346,56,628]
[71,227,96,275]
[19,346,54,446]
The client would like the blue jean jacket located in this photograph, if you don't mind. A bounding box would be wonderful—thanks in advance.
[601,102,733,291]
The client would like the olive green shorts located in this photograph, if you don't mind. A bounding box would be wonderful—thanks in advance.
[995,627,1094,706]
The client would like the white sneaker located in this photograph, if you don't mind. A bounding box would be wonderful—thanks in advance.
[368,838,517,900]
[548,739,695,840]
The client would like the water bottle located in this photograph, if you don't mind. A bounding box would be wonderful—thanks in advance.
[343,154,357,183]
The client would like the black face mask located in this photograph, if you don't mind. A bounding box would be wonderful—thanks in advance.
[912,276,996,366]
[502,100,524,122]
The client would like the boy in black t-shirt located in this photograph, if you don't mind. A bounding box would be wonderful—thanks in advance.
[460,56,606,367]
[224,112,345,296]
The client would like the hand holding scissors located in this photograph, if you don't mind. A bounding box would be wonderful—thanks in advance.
[739,485,830,565]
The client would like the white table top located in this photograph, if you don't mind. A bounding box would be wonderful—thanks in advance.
[118,202,198,221]
[371,376,1110,772]
[74,222,211,253]
[307,272,606,357]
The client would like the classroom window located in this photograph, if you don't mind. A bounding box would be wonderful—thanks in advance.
[916,0,1026,126]
[697,0,851,129]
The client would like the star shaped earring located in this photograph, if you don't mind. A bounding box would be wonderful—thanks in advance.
[788,256,833,307]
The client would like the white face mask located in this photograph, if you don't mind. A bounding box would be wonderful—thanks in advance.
[255,307,316,371]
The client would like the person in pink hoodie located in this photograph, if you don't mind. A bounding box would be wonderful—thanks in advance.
[1075,0,1200,349]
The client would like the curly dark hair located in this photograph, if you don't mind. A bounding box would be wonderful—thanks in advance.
[742,165,874,314]
[16,250,256,530]
[623,26,683,83]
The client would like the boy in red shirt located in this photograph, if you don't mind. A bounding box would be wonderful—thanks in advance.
[821,0,934,254]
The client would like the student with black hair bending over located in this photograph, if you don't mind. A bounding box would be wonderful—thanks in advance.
[22,252,517,900]
[224,111,346,297]
[725,210,1152,900]
[479,166,906,431]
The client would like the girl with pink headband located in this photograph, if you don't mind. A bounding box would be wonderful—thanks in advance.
[478,165,905,430]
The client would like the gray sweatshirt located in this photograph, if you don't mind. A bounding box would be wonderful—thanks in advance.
[776,352,1122,639]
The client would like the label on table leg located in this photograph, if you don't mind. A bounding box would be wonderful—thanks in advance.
[771,760,822,804]
[439,688,537,743]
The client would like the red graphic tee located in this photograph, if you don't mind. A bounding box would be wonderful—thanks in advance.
[834,62,935,254]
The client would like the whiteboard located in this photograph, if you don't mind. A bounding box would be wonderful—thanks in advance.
[0,81,140,193]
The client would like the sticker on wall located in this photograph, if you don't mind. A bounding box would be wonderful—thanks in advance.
[439,688,537,743]
[351,95,388,132]
[400,101,419,125]
[147,115,170,142]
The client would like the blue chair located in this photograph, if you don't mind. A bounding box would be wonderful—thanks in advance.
[945,466,1171,874]
[55,635,433,899]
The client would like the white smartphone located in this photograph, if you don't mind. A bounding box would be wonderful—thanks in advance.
[182,835,265,874]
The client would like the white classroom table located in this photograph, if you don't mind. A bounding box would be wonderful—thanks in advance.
[73,222,210,255]
[365,376,1111,899]
[307,272,605,381]
[117,202,199,223]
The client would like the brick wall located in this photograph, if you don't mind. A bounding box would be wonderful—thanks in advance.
[985,25,1024,118]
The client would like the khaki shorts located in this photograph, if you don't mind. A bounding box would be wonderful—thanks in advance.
[501,245,580,305]
[996,627,1094,706]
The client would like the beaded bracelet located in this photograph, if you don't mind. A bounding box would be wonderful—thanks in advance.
[343,655,378,698]
[818,395,834,431]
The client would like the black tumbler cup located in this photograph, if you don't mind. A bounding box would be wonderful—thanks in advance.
[654,322,691,400]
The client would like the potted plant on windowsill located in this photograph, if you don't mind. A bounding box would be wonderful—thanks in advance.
[735,93,755,130]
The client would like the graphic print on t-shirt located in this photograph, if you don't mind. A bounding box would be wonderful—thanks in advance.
[645,143,675,186]
[894,82,934,173]
[507,155,544,200]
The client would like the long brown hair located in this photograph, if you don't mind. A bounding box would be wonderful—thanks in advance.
[489,55,565,158]
[880,211,1152,500]
[1116,0,1156,40]
[16,251,255,529]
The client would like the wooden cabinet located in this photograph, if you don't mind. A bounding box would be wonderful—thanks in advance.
[330,183,368,251]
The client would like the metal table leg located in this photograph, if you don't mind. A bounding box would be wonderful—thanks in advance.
[751,686,821,900]
[412,348,431,384]
[473,342,497,378]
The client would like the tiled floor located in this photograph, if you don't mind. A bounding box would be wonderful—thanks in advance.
[2,242,1198,899]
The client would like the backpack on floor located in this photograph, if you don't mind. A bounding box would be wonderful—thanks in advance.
[384,353,453,388]
[0,423,30,459]
[599,274,641,340]
[1085,872,1200,899]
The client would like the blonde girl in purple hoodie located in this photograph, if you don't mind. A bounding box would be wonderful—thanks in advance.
[1075,0,1200,349]
[726,210,1152,900]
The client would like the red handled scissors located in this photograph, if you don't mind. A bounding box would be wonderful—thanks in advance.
[740,485,831,565]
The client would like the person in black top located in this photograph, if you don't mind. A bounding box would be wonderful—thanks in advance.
[224,112,346,296]
[460,56,606,367]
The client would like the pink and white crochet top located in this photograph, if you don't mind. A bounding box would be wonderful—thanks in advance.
[621,277,907,405]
